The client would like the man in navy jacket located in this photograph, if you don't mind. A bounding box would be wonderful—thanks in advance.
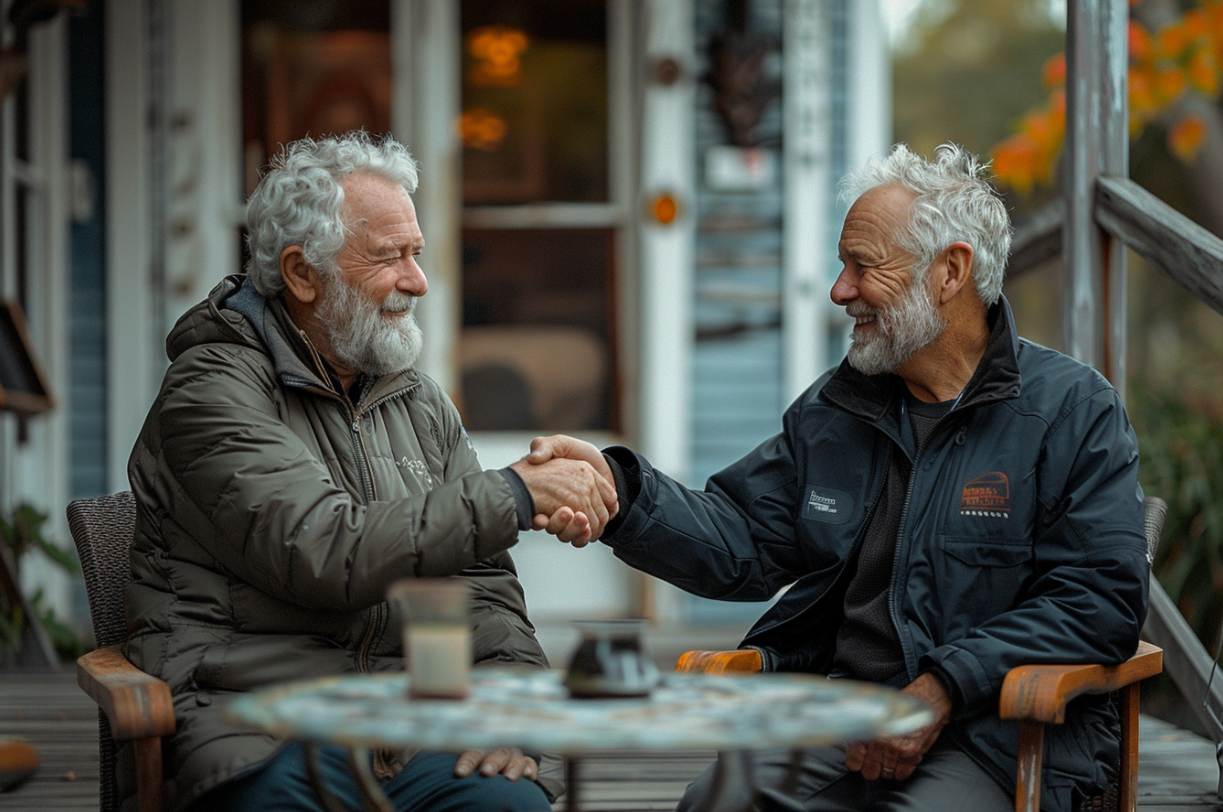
[528,144,1150,812]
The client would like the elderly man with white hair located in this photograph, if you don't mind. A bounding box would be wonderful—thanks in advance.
[529,144,1150,812]
[124,131,613,812]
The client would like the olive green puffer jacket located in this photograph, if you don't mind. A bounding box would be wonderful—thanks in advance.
[124,275,553,812]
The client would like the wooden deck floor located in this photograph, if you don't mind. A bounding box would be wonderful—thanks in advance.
[1,669,1220,812]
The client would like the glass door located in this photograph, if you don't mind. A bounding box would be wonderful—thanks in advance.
[457,0,627,435]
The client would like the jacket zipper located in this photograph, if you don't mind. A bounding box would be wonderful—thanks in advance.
[284,330,421,680]
[887,416,967,678]
[350,389,417,675]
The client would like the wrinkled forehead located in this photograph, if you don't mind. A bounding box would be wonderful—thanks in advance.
[847,184,918,227]
[340,172,414,219]
[839,184,919,253]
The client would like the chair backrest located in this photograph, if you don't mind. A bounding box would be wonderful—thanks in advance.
[67,491,137,812]
[68,491,137,650]
[1143,495,1167,566]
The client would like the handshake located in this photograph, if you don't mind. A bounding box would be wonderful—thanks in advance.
[509,435,619,548]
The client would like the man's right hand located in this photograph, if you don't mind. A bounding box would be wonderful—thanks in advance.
[509,455,617,547]
[522,435,619,546]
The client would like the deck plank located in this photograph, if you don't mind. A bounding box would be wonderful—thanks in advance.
[1,671,1220,811]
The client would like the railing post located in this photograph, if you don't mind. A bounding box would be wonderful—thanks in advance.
[1064,0,1128,397]
[1100,0,1129,400]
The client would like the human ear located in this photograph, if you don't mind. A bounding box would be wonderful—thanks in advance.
[279,246,320,305]
[937,242,974,305]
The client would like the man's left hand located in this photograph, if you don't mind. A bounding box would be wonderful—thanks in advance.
[843,672,952,782]
[454,747,538,782]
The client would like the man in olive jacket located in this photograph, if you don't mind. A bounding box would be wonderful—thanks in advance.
[528,144,1150,812]
[125,132,612,812]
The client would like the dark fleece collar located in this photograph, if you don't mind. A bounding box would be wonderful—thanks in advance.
[819,295,1022,423]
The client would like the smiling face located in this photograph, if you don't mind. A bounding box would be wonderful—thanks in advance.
[315,172,429,377]
[333,171,427,305]
[832,184,946,375]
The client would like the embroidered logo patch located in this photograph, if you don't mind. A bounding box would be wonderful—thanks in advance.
[397,457,434,488]
[801,486,854,524]
[960,472,1010,518]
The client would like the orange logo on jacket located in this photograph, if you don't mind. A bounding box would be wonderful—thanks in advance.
[960,472,1010,518]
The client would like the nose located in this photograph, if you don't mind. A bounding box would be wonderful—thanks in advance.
[830,266,858,306]
[398,257,428,297]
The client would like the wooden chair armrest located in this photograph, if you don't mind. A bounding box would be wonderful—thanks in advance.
[1000,640,1163,724]
[77,644,176,741]
[676,649,763,674]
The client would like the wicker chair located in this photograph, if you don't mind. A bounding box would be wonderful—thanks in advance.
[69,491,174,812]
[677,496,1168,812]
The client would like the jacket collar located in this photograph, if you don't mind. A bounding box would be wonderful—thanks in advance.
[819,295,1022,423]
[216,274,420,403]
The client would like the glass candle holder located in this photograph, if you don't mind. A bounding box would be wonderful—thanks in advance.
[388,579,471,699]
[564,619,660,699]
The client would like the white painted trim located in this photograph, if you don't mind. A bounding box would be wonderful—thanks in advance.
[782,0,832,403]
[394,0,461,394]
[462,203,626,229]
[0,35,16,505]
[165,0,243,323]
[105,0,157,493]
[16,16,72,618]
[638,0,695,483]
[846,0,891,170]
[608,0,640,444]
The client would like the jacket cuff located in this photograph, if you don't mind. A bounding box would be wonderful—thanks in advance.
[600,448,640,538]
[497,467,535,531]
[919,645,992,719]
[920,666,962,716]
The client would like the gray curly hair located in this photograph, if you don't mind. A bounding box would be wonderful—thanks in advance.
[839,143,1012,306]
[245,131,419,297]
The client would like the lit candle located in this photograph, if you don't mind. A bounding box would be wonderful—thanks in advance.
[406,622,471,699]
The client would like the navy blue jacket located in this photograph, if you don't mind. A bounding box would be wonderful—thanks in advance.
[602,298,1149,812]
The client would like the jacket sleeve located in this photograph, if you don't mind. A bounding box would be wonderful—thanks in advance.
[137,345,522,613]
[919,386,1150,718]
[599,396,813,601]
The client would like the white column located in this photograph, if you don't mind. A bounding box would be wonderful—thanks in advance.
[782,0,832,402]
[638,0,696,483]
[846,0,891,172]
[165,0,243,324]
[18,16,72,619]
[106,0,158,492]
[394,0,461,394]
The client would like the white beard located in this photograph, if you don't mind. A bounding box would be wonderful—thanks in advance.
[846,278,946,376]
[317,276,424,377]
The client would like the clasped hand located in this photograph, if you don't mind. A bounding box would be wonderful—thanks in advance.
[510,435,618,547]
[843,672,952,782]
[454,747,536,782]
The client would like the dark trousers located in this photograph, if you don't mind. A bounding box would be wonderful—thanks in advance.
[189,743,552,812]
[677,738,1012,812]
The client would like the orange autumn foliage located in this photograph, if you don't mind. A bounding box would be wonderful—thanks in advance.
[1170,114,1208,159]
[993,1,1223,191]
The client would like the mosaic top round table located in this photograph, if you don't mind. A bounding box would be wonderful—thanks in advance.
[227,667,934,812]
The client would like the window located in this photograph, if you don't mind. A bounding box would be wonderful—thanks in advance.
[458,0,622,433]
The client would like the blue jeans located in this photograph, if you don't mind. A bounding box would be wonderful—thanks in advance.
[191,743,552,812]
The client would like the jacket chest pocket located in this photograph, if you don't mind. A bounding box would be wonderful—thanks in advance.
[930,535,1033,640]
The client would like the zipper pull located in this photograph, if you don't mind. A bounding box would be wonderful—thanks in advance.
[352,419,361,433]
[954,425,967,446]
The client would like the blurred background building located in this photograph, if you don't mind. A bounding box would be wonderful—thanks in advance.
[0,0,889,659]
[10,0,1223,676]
